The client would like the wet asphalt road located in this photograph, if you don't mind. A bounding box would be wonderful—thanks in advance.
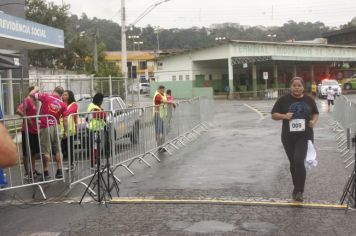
[1,97,356,235]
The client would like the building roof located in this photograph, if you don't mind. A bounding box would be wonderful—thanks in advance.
[157,40,356,60]
[322,26,356,38]
[105,51,156,61]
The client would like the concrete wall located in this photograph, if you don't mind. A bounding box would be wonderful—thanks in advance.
[193,60,228,92]
[150,81,194,99]
[193,87,213,98]
[155,54,193,82]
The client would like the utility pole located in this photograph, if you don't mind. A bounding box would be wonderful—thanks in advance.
[93,29,98,74]
[121,0,128,101]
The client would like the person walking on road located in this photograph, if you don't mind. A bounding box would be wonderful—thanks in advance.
[271,77,319,202]
[326,86,335,112]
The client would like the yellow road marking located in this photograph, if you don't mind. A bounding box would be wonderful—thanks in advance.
[110,197,347,209]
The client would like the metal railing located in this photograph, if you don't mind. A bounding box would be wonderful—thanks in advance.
[0,77,133,115]
[61,97,214,190]
[215,88,290,100]
[332,96,356,208]
[0,115,64,199]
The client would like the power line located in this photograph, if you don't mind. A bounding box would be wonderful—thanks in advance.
[0,3,25,7]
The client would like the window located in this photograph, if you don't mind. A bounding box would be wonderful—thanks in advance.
[185,75,190,80]
[172,75,177,81]
[139,61,147,70]
[112,99,121,110]
[179,75,183,80]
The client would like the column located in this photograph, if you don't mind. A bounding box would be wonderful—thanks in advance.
[228,57,234,98]
[7,70,14,116]
[293,64,297,77]
[273,62,278,89]
[325,65,330,77]
[310,64,315,82]
[252,63,257,96]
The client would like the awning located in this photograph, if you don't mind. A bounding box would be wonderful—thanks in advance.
[231,56,272,65]
[232,55,356,65]
[0,52,21,69]
[0,12,64,50]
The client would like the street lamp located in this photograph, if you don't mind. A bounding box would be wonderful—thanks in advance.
[128,35,140,50]
[121,0,172,104]
[154,27,164,56]
[134,41,143,50]
[79,30,98,73]
[267,34,277,41]
[215,37,226,41]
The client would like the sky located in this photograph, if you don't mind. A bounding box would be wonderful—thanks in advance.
[52,0,356,29]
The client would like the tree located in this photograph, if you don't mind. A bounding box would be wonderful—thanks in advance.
[26,0,71,68]
[85,42,120,77]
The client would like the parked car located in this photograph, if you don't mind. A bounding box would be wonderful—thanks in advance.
[129,83,150,94]
[317,79,342,98]
[76,96,140,144]
[339,73,356,90]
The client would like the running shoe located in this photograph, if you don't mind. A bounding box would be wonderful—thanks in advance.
[55,169,63,179]
[294,192,304,202]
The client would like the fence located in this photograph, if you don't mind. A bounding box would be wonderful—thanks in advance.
[65,97,213,190]
[215,88,290,100]
[0,115,64,199]
[0,76,146,115]
[0,97,214,200]
[330,95,356,207]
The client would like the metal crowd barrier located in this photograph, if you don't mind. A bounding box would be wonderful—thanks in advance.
[230,88,290,100]
[330,95,356,169]
[64,97,214,190]
[0,115,64,199]
[332,96,356,208]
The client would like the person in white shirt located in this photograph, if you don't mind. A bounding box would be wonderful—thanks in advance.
[326,86,335,112]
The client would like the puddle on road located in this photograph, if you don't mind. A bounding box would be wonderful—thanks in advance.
[167,220,235,233]
[240,221,278,233]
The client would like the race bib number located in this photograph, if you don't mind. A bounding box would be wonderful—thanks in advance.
[289,119,305,132]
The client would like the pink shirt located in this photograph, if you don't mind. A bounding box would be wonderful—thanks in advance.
[18,97,38,134]
[167,95,174,102]
[35,93,67,128]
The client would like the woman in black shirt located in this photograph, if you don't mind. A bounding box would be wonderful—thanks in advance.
[271,77,319,202]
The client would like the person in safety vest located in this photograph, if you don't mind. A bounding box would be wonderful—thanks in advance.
[153,85,176,149]
[60,90,78,168]
[87,93,107,167]
[311,81,317,99]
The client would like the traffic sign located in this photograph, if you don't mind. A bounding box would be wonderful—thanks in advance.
[263,72,268,80]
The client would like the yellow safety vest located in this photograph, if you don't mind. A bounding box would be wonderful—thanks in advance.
[153,91,167,118]
[60,102,78,137]
[87,103,106,131]
[311,84,317,93]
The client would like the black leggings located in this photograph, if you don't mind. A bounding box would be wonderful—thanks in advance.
[61,136,75,165]
[282,136,308,193]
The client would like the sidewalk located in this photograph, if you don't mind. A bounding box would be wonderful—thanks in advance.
[1,99,356,236]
